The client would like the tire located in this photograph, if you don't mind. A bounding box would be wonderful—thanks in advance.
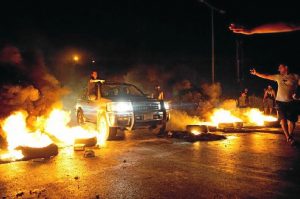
[97,113,117,141]
[77,109,85,125]
[74,137,97,147]
[16,144,59,160]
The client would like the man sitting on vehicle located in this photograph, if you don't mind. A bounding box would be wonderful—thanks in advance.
[87,71,104,100]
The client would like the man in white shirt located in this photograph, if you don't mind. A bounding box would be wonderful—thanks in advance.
[250,64,300,145]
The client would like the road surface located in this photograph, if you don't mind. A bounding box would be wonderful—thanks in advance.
[1,130,300,198]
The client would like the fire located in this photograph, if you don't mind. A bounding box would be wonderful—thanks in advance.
[44,109,108,147]
[1,111,52,161]
[44,109,98,145]
[245,109,277,126]
[191,129,201,135]
[1,108,108,161]
[210,109,242,127]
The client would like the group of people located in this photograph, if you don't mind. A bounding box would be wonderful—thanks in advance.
[251,64,300,145]
[237,64,299,145]
[230,21,300,145]
[238,85,276,115]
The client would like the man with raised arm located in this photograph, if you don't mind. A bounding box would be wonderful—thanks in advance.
[229,22,300,35]
[250,64,300,145]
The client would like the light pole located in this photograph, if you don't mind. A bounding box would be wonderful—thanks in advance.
[198,0,225,84]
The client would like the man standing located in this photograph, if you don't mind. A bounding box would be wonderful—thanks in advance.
[263,85,276,115]
[153,85,164,100]
[250,64,300,145]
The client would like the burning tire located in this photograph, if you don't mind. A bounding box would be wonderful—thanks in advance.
[16,143,58,160]
[74,137,97,147]
[218,123,234,129]
[97,113,117,140]
[186,125,208,134]
[233,122,243,129]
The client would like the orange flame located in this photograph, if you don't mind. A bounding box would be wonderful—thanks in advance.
[1,111,52,161]
[245,109,277,126]
[1,108,108,161]
[210,109,242,127]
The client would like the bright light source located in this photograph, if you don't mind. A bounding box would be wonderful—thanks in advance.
[164,102,170,110]
[107,102,133,113]
[73,55,79,62]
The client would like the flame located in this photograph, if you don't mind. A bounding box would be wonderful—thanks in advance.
[1,108,108,161]
[245,109,277,126]
[191,129,201,135]
[210,109,242,127]
[44,109,107,146]
[1,111,52,161]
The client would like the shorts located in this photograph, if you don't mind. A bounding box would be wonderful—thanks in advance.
[276,101,298,123]
[264,98,274,109]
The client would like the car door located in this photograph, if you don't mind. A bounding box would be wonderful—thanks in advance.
[81,99,100,123]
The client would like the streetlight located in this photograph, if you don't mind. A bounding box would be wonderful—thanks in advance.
[73,55,79,62]
[198,0,225,84]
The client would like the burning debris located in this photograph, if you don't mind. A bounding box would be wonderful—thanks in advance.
[0,108,106,162]
[0,111,54,161]
[244,108,278,126]
[16,143,58,160]
[167,99,279,139]
[74,137,98,147]
[210,108,243,127]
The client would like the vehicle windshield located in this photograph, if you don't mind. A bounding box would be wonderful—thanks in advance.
[101,84,145,98]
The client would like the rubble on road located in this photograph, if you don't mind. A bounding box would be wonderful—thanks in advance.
[168,131,226,142]
[84,149,95,158]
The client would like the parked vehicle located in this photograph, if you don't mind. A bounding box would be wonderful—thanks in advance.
[76,81,170,139]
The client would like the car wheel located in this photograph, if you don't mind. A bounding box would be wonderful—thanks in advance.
[77,109,85,125]
[97,113,117,141]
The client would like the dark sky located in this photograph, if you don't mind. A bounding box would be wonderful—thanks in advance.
[1,0,300,94]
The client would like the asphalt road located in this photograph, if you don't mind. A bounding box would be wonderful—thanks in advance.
[1,129,300,199]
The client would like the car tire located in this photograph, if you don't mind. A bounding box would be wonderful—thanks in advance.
[97,113,117,141]
[77,109,85,125]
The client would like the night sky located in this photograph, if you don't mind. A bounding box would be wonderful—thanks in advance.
[1,0,299,95]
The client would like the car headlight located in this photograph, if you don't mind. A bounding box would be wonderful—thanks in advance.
[164,102,170,110]
[107,102,133,112]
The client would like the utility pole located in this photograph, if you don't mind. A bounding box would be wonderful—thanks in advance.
[198,0,225,84]
[236,39,240,83]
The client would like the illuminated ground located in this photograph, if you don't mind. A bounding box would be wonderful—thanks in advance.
[1,129,300,198]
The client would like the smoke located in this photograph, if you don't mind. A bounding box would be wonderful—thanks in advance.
[167,110,202,131]
[120,65,223,129]
[0,45,69,129]
[122,65,173,95]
